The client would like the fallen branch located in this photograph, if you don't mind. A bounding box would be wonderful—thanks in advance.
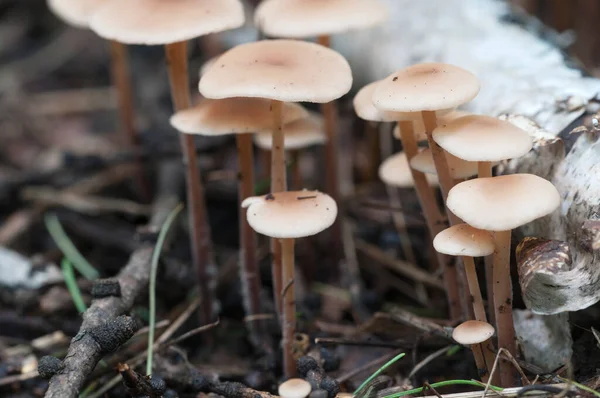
[42,161,183,398]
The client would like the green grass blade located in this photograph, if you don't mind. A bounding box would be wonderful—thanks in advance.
[380,380,504,398]
[354,352,406,396]
[45,213,99,280]
[61,258,87,314]
[146,203,184,376]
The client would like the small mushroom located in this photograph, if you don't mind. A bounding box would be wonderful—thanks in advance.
[242,191,338,376]
[434,223,496,382]
[447,173,560,386]
[279,378,312,398]
[372,63,481,204]
[432,115,533,178]
[452,320,496,380]
[379,152,439,189]
[200,40,351,377]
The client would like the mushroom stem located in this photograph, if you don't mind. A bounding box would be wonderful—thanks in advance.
[281,237,297,377]
[477,161,495,328]
[367,121,380,181]
[421,111,456,203]
[236,133,264,347]
[471,342,491,383]
[461,256,487,322]
[422,110,471,319]
[291,150,304,190]
[270,100,286,322]
[165,40,215,325]
[317,34,342,258]
[397,120,461,320]
[493,229,517,387]
[262,149,271,184]
[478,161,493,178]
[109,40,149,202]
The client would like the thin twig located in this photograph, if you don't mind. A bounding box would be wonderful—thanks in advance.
[408,345,454,378]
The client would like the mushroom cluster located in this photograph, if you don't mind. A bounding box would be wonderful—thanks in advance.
[47,0,563,389]
[354,63,561,386]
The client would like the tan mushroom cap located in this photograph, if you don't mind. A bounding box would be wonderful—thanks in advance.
[278,378,312,398]
[373,63,480,112]
[433,224,495,257]
[410,148,478,179]
[378,152,439,188]
[254,112,326,150]
[433,115,533,162]
[452,320,495,345]
[47,0,100,28]
[447,174,561,231]
[169,98,308,136]
[199,40,352,103]
[200,55,220,77]
[89,0,245,45]
[242,190,337,239]
[255,0,387,38]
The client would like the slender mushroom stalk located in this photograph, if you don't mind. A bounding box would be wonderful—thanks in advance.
[447,174,561,387]
[479,156,495,326]
[271,100,286,321]
[236,133,263,343]
[165,41,215,325]
[280,237,296,376]
[108,40,149,201]
[397,121,461,319]
[170,98,308,350]
[290,151,303,190]
[243,191,338,378]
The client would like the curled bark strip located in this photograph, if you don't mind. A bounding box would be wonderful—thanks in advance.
[515,237,586,314]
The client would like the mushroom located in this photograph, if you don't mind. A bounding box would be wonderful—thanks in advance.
[361,79,463,319]
[447,174,561,386]
[378,152,439,189]
[47,0,147,198]
[432,115,533,179]
[90,0,245,325]
[433,224,496,381]
[372,63,480,204]
[201,40,351,377]
[452,320,496,380]
[254,112,327,190]
[242,191,338,376]
[279,378,312,398]
[255,0,387,250]
[169,97,307,342]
